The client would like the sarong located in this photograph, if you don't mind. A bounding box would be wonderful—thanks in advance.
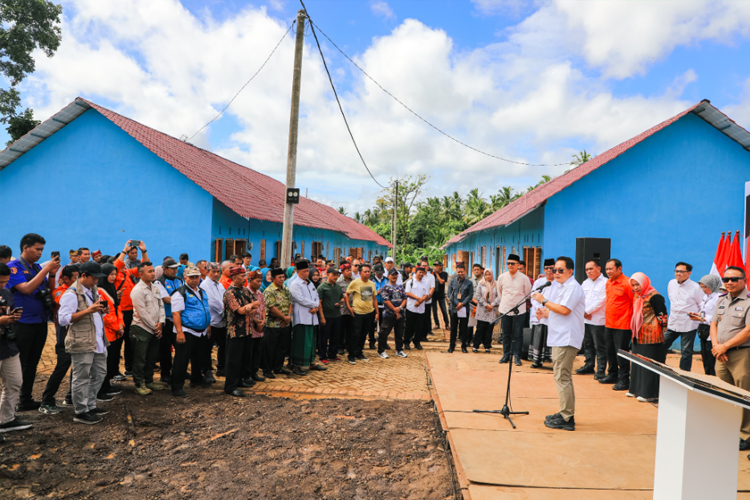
[528,324,552,363]
[291,324,317,367]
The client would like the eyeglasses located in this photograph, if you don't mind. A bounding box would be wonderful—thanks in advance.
[544,266,554,270]
[722,277,744,283]
[507,262,518,266]
[553,269,566,274]
[674,270,689,274]
[353,265,360,268]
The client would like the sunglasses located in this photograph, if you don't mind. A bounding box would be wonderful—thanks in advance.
[722,277,744,283]
[553,269,567,274]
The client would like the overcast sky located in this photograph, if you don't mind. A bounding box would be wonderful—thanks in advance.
[6,0,750,214]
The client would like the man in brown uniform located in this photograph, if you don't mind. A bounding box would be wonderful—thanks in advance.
[710,266,750,450]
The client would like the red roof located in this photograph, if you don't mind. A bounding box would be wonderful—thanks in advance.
[442,99,747,248]
[78,98,390,247]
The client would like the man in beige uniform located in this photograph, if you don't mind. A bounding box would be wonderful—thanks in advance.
[710,266,750,450]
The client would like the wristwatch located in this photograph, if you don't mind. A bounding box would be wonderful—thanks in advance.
[542,299,549,306]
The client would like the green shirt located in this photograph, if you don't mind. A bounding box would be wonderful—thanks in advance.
[263,283,292,328]
[317,281,343,319]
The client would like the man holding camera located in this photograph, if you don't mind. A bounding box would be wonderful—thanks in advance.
[7,233,60,411]
[0,263,33,433]
[59,262,109,425]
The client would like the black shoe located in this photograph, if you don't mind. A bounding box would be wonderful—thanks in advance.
[123,370,133,377]
[215,369,226,377]
[356,355,369,362]
[251,373,266,382]
[161,375,172,384]
[599,375,617,384]
[404,345,411,350]
[414,343,423,350]
[612,380,630,391]
[0,417,33,433]
[499,355,511,364]
[530,362,543,369]
[544,414,575,431]
[292,366,307,376]
[263,371,276,379]
[594,373,603,381]
[485,349,491,354]
[238,380,255,388]
[447,347,454,353]
[461,347,468,353]
[741,439,750,451]
[226,389,246,398]
[171,390,188,398]
[89,407,109,416]
[96,393,114,402]
[337,349,345,356]
[203,372,217,384]
[310,364,328,371]
[576,365,595,375]
[369,343,377,350]
[384,344,392,350]
[106,388,123,396]
[472,348,478,353]
[73,412,103,425]
[275,368,292,375]
[16,400,41,412]
[545,412,561,422]
[514,357,523,366]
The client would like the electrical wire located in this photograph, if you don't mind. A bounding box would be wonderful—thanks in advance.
[299,0,387,188]
[187,20,296,142]
[308,19,570,167]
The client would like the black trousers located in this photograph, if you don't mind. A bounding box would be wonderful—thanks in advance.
[473,320,494,349]
[587,324,607,376]
[244,336,263,378]
[160,319,175,378]
[263,326,291,373]
[349,311,375,359]
[379,314,404,353]
[171,332,204,392]
[13,322,48,404]
[122,309,134,371]
[449,314,469,349]
[698,324,716,376]
[41,344,72,405]
[582,324,599,368]
[211,326,227,371]
[432,297,449,329]
[420,303,432,340]
[339,315,352,352]
[404,310,425,346]
[605,327,632,381]
[370,308,382,345]
[319,316,341,361]
[500,313,526,359]
[106,336,124,380]
[225,335,251,393]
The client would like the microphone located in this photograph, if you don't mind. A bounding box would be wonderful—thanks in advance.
[534,281,552,292]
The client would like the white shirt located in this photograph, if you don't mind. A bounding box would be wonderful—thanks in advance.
[667,278,704,332]
[530,276,558,326]
[497,271,532,315]
[385,267,403,285]
[405,277,430,314]
[200,278,226,328]
[547,276,586,349]
[290,278,320,326]
[423,272,436,304]
[170,285,209,337]
[58,285,106,354]
[699,292,720,325]
[582,274,608,326]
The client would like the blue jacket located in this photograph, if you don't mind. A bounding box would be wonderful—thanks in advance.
[158,275,183,319]
[175,286,210,331]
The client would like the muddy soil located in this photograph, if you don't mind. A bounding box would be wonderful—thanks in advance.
[0,389,454,499]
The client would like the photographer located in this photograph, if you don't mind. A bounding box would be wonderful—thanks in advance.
[0,263,33,434]
[7,233,60,411]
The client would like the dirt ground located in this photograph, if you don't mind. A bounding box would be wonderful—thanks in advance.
[0,387,454,500]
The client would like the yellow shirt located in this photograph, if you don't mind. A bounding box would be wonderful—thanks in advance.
[347,278,376,315]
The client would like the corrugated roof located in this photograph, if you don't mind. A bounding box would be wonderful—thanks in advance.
[442,99,750,249]
[0,97,390,247]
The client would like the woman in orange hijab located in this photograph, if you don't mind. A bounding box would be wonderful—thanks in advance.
[629,272,668,403]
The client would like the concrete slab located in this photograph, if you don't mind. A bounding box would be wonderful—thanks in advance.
[469,485,653,500]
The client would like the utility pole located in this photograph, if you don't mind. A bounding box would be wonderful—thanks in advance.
[281,9,306,267]
[392,180,398,263]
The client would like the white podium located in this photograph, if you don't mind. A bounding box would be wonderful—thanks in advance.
[619,350,750,500]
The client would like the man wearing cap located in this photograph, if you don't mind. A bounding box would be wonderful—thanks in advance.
[317,267,344,364]
[379,269,408,358]
[129,261,165,396]
[384,257,403,286]
[289,260,326,374]
[59,261,109,425]
[404,266,430,350]
[200,262,227,377]
[497,254,532,366]
[263,268,293,377]
[91,250,102,264]
[432,261,449,331]
[371,263,388,350]
[401,263,413,284]
[529,259,558,369]
[154,257,183,383]
[336,263,355,356]
[223,266,259,397]
[170,266,212,398]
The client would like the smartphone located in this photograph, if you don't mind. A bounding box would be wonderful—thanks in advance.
[51,251,60,258]
[131,240,140,248]
[12,307,23,315]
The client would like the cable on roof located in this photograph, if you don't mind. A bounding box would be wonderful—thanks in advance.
[187,20,296,142]
[300,0,387,189]
[308,19,570,167]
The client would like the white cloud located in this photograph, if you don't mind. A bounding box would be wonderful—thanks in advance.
[724,77,750,129]
[370,1,395,20]
[471,0,528,16]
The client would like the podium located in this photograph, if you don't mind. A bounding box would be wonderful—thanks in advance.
[619,350,750,499]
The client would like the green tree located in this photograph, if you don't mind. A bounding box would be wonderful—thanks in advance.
[337,206,347,216]
[1,0,63,143]
[571,150,593,166]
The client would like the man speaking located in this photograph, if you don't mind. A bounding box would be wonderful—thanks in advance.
[532,256,585,431]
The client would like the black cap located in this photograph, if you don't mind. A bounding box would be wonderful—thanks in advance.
[295,259,309,270]
[79,261,105,278]
[404,262,413,268]
[544,258,555,266]
[163,257,179,268]
[271,268,285,278]
[388,269,399,276]
[326,266,341,275]
[373,264,384,273]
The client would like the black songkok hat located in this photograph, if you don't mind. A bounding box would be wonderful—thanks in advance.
[507,254,520,263]
[295,260,309,270]
[544,258,555,266]
[271,268,285,278]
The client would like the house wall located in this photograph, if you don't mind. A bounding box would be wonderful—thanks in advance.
[0,109,213,263]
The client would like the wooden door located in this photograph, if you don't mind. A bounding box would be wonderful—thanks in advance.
[234,240,246,256]
[224,238,234,260]
[214,239,223,263]
[260,240,266,261]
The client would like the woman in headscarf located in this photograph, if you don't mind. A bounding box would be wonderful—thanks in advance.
[260,267,272,292]
[283,266,296,288]
[473,268,500,353]
[629,272,668,403]
[688,274,722,376]
[97,263,125,400]
[310,268,322,289]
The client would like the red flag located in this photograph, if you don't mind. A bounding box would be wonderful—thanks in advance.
[728,231,746,272]
[746,235,750,273]
[711,232,726,277]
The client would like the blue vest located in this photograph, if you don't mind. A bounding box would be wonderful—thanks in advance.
[176,286,210,332]
[158,276,183,318]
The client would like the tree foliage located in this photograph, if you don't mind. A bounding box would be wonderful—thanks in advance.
[0,0,63,143]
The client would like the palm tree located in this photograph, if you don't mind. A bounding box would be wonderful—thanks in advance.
[571,150,593,167]
[337,207,347,216]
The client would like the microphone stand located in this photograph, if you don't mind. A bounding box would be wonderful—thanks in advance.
[473,284,548,429]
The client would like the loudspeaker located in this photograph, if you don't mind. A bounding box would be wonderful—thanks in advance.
[575,238,611,283]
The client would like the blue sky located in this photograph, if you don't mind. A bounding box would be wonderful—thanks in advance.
[5,0,750,214]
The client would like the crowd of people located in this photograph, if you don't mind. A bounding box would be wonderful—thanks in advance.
[0,234,747,450]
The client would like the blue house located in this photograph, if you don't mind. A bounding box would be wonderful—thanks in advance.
[0,98,390,265]
[443,100,750,299]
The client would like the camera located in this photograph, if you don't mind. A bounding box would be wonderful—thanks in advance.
[36,288,56,315]
[0,296,17,341]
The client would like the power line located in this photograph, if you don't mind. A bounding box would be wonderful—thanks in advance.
[308,19,570,167]
[299,0,387,188]
[187,21,296,142]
